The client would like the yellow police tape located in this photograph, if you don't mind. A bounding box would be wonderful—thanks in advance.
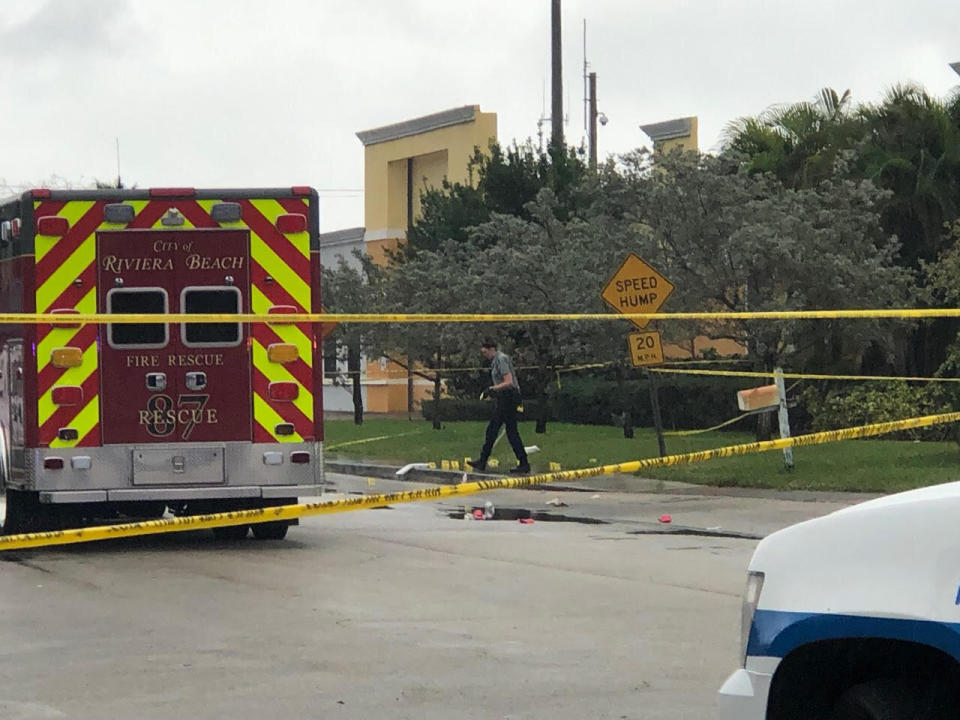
[648,367,960,383]
[664,412,754,436]
[3,410,960,552]
[10,308,960,325]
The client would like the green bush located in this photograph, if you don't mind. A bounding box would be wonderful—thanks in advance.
[421,398,546,422]
[423,373,759,431]
[800,382,957,441]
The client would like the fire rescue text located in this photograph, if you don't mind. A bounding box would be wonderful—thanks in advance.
[126,354,225,368]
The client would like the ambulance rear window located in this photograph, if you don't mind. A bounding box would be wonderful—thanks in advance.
[106,289,168,348]
[181,287,242,347]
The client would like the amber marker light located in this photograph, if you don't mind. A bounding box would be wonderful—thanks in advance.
[267,343,299,364]
[51,347,83,368]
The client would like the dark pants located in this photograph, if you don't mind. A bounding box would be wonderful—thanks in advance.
[479,388,528,466]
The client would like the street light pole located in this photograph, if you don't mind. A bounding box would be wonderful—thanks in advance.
[551,0,564,149]
[588,72,598,169]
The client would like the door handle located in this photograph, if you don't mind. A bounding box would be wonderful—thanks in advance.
[185,371,207,391]
[145,373,167,392]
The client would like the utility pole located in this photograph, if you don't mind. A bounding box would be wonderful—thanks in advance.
[588,71,598,169]
[551,0,563,149]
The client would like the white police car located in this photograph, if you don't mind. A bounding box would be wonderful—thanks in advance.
[718,481,960,719]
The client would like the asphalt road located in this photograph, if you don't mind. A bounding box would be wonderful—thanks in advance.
[0,475,861,720]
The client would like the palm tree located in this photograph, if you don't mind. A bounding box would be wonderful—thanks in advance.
[722,87,860,188]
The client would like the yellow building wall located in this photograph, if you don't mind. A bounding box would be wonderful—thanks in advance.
[360,106,497,413]
[655,117,698,154]
[363,107,497,236]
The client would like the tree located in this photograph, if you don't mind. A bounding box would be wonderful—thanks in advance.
[320,254,384,425]
[597,150,915,375]
[722,87,861,189]
[404,140,590,257]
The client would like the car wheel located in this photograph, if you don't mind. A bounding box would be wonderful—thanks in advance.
[830,679,943,720]
[251,521,288,540]
[212,524,249,540]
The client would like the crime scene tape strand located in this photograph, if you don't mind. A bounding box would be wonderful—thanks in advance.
[11,308,960,325]
[648,367,960,383]
[3,410,960,552]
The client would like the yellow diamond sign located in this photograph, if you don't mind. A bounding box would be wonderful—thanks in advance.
[601,253,675,329]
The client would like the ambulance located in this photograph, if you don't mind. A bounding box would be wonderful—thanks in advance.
[0,187,325,539]
[718,482,960,719]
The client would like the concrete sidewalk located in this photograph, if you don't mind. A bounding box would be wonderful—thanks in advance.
[325,459,882,504]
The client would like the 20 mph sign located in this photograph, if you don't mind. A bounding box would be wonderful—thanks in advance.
[601,253,675,329]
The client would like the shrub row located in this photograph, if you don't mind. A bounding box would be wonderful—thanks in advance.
[422,376,960,441]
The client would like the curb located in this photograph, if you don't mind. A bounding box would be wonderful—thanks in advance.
[324,461,604,493]
[323,461,881,503]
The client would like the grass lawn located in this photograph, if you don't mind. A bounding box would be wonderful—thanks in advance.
[324,418,960,493]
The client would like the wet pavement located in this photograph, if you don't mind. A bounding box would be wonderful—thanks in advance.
[0,473,865,720]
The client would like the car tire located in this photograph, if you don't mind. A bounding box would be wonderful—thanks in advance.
[829,679,946,720]
[212,524,249,540]
[2,488,53,535]
[251,521,288,540]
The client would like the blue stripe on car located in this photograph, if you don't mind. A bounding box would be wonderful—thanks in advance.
[747,610,960,660]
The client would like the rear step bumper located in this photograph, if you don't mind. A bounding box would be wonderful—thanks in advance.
[39,486,314,504]
[21,442,324,502]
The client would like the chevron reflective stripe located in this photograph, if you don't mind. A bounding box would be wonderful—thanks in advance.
[34,200,105,447]
[31,195,315,447]
[243,198,314,443]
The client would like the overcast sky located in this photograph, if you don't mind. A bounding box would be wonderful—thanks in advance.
[2,0,959,231]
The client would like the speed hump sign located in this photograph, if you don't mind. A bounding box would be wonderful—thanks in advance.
[628,331,664,367]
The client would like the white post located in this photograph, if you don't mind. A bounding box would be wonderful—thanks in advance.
[774,368,794,470]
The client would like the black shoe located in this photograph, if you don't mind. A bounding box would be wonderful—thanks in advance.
[509,465,531,475]
[467,460,487,472]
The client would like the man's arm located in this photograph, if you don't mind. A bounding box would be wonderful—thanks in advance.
[489,371,514,392]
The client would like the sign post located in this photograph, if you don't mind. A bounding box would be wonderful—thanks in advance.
[602,254,675,453]
[774,368,794,470]
[646,369,667,457]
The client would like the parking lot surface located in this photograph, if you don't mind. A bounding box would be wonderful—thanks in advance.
[0,475,860,720]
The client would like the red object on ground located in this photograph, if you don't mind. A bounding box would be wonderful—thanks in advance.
[659,514,672,524]
[472,509,485,519]
[519,518,535,524]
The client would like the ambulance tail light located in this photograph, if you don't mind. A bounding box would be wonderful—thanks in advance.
[275,214,307,233]
[30,189,52,198]
[268,382,299,401]
[291,186,312,196]
[57,428,79,442]
[52,386,83,406]
[37,216,69,236]
[267,305,297,326]
[290,451,311,465]
[51,308,81,328]
[274,423,295,437]
[43,457,65,470]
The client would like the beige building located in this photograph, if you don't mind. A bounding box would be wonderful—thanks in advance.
[350,105,498,413]
[639,116,699,154]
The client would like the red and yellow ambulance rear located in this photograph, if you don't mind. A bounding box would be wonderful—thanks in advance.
[0,187,324,538]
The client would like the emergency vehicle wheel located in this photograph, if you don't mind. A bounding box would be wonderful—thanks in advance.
[830,679,943,719]
[1,489,49,535]
[212,524,249,540]
[251,521,289,540]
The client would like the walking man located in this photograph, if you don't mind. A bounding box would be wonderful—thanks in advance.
[468,339,530,475]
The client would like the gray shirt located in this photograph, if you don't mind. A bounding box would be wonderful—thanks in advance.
[490,351,520,391]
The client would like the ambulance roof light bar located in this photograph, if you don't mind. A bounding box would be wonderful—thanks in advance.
[149,187,196,197]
